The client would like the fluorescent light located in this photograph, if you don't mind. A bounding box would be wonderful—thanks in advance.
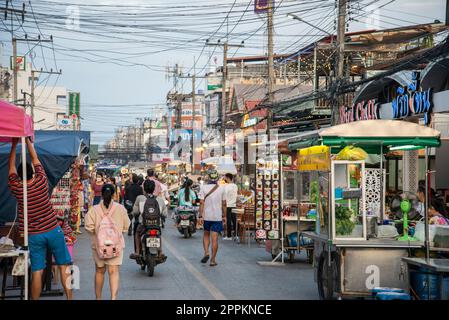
[389,145,421,151]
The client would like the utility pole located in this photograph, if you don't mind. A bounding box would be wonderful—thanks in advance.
[179,59,206,171]
[206,39,244,155]
[266,0,275,136]
[30,68,62,122]
[3,3,26,104]
[149,119,153,163]
[332,0,347,125]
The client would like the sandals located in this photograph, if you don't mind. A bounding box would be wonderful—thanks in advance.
[201,255,210,263]
[210,262,218,267]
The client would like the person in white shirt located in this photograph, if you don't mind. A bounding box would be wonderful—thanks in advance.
[223,173,238,240]
[198,169,226,267]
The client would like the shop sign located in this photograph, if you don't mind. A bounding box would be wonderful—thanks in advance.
[298,146,330,171]
[391,71,432,125]
[10,56,26,71]
[339,99,378,124]
[241,114,258,128]
[254,0,273,13]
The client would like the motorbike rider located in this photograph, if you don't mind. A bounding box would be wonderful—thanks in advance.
[176,178,197,227]
[129,179,167,261]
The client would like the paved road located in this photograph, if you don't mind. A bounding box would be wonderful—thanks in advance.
[47,216,318,300]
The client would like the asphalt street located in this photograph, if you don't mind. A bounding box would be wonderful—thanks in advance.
[45,216,318,300]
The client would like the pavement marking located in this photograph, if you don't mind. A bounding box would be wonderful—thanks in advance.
[163,236,227,300]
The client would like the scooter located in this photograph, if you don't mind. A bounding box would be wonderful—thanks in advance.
[137,222,167,277]
[175,206,197,238]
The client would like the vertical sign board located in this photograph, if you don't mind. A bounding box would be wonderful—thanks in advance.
[255,160,281,240]
[69,92,80,130]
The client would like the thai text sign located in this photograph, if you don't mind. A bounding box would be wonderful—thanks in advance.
[339,99,378,124]
[392,71,432,125]
[298,146,330,171]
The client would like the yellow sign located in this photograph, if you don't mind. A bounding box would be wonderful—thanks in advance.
[121,168,129,174]
[298,146,330,171]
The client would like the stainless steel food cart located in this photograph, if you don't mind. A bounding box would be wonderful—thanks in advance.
[304,120,441,299]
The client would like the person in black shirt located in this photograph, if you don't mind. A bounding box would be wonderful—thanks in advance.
[124,173,143,236]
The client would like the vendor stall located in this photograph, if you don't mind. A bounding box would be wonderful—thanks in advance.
[0,99,33,300]
[303,120,442,299]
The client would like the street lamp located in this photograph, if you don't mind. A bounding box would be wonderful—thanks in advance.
[287,13,333,36]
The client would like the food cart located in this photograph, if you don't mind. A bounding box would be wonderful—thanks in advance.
[303,120,441,299]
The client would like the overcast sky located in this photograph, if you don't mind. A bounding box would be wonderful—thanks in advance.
[0,0,445,145]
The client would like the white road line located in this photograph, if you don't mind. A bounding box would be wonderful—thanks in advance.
[163,237,227,300]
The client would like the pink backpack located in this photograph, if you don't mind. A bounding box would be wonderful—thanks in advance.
[94,203,124,259]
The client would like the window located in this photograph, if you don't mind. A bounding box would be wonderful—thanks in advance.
[56,95,67,105]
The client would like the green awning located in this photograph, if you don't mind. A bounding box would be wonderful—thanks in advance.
[322,136,441,150]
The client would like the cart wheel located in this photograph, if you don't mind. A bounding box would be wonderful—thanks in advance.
[317,252,339,300]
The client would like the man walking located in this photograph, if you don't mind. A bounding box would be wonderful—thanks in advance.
[198,169,226,267]
[8,138,73,300]
[223,173,238,240]
[146,168,162,197]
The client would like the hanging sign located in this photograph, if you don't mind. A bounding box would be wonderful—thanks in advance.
[254,0,273,13]
[391,71,432,125]
[339,99,379,124]
[298,146,330,171]
[10,56,26,71]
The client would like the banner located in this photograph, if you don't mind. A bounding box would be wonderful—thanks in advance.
[298,146,330,171]
[69,92,80,117]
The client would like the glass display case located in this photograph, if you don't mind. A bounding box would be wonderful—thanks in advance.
[331,160,366,240]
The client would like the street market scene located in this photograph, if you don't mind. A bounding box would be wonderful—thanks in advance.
[1,0,449,303]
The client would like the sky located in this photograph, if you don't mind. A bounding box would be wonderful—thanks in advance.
[0,0,446,146]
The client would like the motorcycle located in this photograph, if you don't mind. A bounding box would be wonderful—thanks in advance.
[175,206,197,238]
[137,221,167,277]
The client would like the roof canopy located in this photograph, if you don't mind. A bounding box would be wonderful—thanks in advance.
[0,99,34,142]
[320,120,440,149]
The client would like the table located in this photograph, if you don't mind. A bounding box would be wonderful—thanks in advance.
[0,250,27,300]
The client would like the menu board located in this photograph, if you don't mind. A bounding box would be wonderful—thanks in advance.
[255,161,280,240]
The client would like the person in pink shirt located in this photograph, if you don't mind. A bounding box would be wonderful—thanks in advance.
[145,168,161,197]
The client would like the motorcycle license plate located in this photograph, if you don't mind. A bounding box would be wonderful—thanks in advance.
[146,238,160,248]
[180,220,190,226]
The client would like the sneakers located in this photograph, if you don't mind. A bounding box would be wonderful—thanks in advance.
[222,237,232,240]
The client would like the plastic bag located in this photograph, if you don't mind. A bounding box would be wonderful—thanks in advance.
[12,255,26,276]
[336,146,368,161]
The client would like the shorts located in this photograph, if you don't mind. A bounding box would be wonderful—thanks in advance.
[29,226,72,272]
[203,221,223,233]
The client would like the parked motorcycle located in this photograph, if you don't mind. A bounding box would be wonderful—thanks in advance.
[137,222,167,276]
[175,206,197,238]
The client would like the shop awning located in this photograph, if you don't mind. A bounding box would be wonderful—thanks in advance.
[287,129,322,151]
[320,120,440,150]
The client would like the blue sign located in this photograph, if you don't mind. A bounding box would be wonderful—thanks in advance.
[391,72,432,125]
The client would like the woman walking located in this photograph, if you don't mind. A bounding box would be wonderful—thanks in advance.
[85,184,130,300]
[91,172,105,206]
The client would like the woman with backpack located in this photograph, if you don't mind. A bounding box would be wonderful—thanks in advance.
[85,184,130,300]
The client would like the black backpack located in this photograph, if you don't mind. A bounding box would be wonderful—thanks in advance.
[142,195,161,226]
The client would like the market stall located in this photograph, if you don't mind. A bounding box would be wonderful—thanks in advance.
[0,99,33,300]
[0,130,90,298]
[303,120,443,299]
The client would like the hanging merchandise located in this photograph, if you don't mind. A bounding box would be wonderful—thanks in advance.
[255,159,281,240]
[335,146,368,161]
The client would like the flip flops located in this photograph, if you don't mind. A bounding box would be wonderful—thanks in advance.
[210,262,218,267]
[201,255,210,263]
